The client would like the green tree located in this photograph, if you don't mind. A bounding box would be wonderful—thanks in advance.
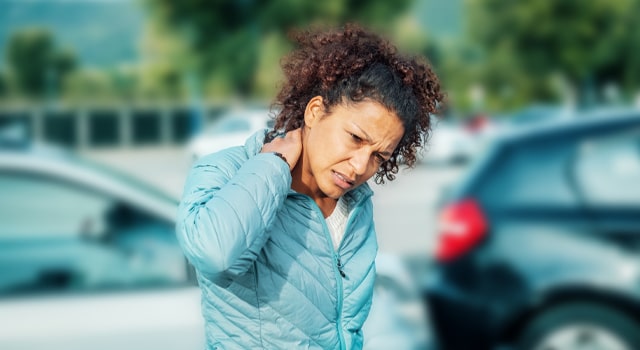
[5,28,77,99]
[143,0,413,98]
[468,0,640,107]
[0,70,7,98]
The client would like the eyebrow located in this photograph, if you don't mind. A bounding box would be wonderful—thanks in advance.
[351,122,393,157]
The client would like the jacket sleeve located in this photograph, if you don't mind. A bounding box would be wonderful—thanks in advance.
[176,151,291,285]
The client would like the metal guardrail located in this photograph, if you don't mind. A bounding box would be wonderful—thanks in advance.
[0,105,227,149]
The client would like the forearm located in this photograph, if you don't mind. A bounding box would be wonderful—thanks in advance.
[177,152,291,282]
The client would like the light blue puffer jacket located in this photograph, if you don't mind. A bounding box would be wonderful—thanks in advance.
[177,130,378,350]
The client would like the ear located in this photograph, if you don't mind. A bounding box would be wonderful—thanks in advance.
[303,96,324,128]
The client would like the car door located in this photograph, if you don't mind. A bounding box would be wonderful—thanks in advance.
[0,170,204,350]
[574,124,640,248]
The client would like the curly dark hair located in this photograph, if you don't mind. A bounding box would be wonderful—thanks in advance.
[269,23,444,184]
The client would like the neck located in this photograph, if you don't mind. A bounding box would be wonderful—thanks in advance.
[291,146,337,218]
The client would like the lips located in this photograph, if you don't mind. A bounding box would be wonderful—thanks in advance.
[332,170,355,190]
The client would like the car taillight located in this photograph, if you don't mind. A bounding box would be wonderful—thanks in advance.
[434,198,488,262]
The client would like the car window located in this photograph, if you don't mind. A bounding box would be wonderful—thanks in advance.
[575,127,640,206]
[0,173,111,239]
[477,138,580,208]
[0,172,192,296]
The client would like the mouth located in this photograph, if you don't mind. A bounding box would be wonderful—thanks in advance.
[332,170,355,190]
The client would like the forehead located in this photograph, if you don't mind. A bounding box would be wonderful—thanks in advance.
[333,101,403,135]
[331,101,404,148]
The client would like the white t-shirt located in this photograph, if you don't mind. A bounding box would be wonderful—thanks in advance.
[325,196,350,250]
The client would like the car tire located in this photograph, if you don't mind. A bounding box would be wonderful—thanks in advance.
[516,302,640,350]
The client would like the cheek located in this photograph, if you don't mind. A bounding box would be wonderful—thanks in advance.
[308,133,340,168]
[324,136,350,160]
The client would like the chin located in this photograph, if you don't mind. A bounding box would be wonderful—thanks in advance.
[320,185,346,200]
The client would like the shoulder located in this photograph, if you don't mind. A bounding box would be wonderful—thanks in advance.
[191,129,267,176]
[195,145,249,171]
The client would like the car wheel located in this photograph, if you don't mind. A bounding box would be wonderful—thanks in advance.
[516,302,640,350]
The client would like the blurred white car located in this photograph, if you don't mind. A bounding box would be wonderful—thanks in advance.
[0,142,203,350]
[0,138,428,350]
[423,116,478,165]
[187,107,275,160]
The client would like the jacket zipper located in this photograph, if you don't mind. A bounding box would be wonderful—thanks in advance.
[336,258,346,278]
[312,200,349,350]
[315,202,348,350]
[335,200,366,350]
[332,251,346,350]
[295,193,368,350]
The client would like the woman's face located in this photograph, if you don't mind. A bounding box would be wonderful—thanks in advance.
[299,96,404,200]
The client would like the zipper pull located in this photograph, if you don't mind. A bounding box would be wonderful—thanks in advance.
[337,258,347,279]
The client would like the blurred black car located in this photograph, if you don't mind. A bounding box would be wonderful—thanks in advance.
[424,108,640,350]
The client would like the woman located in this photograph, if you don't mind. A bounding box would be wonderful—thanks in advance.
[177,24,443,350]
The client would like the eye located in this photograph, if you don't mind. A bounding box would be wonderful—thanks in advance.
[374,154,387,164]
[350,133,363,143]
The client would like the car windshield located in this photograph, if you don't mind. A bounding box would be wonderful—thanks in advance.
[66,152,178,207]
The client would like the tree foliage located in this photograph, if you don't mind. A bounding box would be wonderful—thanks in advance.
[468,0,640,107]
[143,0,413,98]
[6,28,77,98]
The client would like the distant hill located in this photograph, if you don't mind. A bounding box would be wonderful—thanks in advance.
[0,0,144,68]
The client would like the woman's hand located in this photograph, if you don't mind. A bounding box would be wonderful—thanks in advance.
[261,128,302,171]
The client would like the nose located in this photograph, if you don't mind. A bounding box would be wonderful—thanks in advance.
[349,149,370,176]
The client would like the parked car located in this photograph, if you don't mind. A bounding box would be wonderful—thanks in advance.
[424,108,640,350]
[0,140,204,350]
[423,114,502,166]
[0,137,425,350]
[187,107,275,160]
[492,104,575,133]
[423,116,477,165]
[509,104,574,126]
